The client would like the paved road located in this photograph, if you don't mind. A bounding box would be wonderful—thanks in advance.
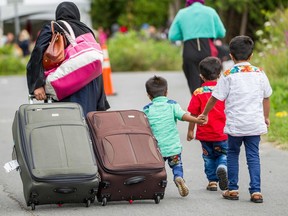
[1,72,288,216]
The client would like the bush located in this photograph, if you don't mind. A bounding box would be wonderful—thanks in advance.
[0,45,28,75]
[253,8,288,148]
[253,8,288,79]
[0,56,27,75]
[107,31,182,71]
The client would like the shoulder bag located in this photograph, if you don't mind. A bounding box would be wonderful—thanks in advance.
[44,20,103,101]
[42,21,66,70]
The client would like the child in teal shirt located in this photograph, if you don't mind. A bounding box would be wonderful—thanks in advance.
[143,75,204,197]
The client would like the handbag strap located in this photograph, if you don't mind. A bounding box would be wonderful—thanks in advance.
[53,20,77,46]
[50,21,55,34]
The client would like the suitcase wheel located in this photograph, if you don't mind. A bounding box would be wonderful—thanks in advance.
[31,203,36,210]
[101,197,107,206]
[154,195,161,204]
[85,199,91,207]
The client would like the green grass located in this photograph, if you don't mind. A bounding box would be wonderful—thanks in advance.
[265,79,288,149]
[267,111,288,150]
[252,8,288,150]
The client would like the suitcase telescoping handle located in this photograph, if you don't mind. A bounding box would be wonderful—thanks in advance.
[124,176,146,185]
[28,94,53,104]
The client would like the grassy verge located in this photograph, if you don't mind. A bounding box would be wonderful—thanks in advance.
[253,8,288,149]
[265,79,288,149]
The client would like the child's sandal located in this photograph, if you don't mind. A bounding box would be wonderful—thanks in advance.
[222,190,239,200]
[250,192,263,203]
[206,181,218,191]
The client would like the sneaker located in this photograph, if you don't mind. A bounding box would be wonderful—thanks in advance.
[250,192,263,203]
[222,190,239,200]
[174,177,189,197]
[217,166,228,190]
[206,181,218,191]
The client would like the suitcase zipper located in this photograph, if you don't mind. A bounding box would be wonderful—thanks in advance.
[92,137,165,174]
[31,174,98,183]
[24,106,82,125]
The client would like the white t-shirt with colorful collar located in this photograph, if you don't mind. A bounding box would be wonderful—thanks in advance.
[212,62,272,136]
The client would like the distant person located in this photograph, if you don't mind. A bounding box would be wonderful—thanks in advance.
[5,32,15,46]
[26,1,110,115]
[97,26,108,46]
[168,0,226,94]
[143,75,205,197]
[119,25,128,33]
[201,36,272,203]
[18,29,31,56]
[187,57,228,192]
[110,23,119,37]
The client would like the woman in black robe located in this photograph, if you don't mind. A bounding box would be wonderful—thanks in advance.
[26,1,110,115]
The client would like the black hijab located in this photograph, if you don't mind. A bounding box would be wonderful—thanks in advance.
[55,1,94,37]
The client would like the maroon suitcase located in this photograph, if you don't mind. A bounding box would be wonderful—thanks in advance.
[86,110,167,206]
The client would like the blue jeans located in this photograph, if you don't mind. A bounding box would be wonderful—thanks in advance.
[163,154,183,180]
[227,135,261,194]
[200,141,228,182]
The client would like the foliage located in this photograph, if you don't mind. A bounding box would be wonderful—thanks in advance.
[107,31,182,71]
[204,0,287,42]
[0,56,27,75]
[266,79,288,149]
[90,0,288,44]
[0,45,27,75]
[0,44,14,55]
[118,0,170,29]
[90,0,126,30]
[91,0,171,30]
[252,8,288,149]
[207,0,287,17]
[253,8,288,79]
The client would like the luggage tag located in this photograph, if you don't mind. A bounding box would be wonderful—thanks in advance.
[3,160,19,173]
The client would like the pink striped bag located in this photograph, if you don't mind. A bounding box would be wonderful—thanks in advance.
[44,21,103,101]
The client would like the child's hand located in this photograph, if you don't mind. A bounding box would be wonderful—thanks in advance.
[187,130,194,141]
[197,115,206,125]
[265,118,270,127]
[199,114,208,124]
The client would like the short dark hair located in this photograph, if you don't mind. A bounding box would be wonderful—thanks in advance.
[229,35,254,61]
[145,75,167,98]
[199,57,222,80]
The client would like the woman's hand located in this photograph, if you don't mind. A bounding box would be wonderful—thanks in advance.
[34,87,47,100]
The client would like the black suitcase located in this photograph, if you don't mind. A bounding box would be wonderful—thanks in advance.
[86,110,167,206]
[12,99,100,210]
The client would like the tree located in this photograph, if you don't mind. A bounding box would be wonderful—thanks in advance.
[205,0,288,42]
[118,0,171,29]
[90,0,126,30]
[90,0,171,31]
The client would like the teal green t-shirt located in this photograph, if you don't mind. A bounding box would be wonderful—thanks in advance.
[143,96,186,157]
[168,2,226,42]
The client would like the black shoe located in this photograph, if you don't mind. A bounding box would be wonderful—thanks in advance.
[217,167,228,190]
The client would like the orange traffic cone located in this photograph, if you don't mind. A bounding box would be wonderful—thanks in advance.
[101,44,116,96]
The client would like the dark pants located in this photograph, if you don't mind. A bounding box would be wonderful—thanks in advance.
[227,135,261,194]
[182,38,217,94]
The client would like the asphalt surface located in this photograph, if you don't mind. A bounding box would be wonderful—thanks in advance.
[1,72,288,216]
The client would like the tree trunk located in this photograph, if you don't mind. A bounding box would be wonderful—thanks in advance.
[168,0,182,25]
[240,6,248,35]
